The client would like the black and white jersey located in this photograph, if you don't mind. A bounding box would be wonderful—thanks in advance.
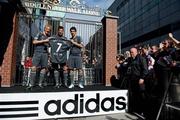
[34,32,48,53]
[49,35,71,63]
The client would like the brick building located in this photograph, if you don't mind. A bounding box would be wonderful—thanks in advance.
[0,0,21,87]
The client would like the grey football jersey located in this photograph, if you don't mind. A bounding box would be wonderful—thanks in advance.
[69,36,82,55]
[49,35,71,63]
[34,32,48,53]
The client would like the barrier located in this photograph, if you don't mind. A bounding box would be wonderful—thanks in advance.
[83,68,95,85]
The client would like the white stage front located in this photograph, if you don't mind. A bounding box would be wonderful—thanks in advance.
[0,90,128,120]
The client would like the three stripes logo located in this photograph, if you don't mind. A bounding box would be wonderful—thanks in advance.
[0,100,39,119]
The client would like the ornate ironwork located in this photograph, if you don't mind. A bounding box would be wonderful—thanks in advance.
[21,0,103,16]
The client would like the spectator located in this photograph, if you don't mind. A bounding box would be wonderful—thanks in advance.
[142,45,155,70]
[115,54,127,88]
[168,33,180,48]
[126,47,148,116]
[23,56,32,86]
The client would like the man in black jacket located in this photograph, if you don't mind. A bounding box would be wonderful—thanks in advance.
[127,47,148,116]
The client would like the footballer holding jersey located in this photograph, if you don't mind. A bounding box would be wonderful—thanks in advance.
[68,27,84,88]
[49,26,71,88]
[27,24,51,90]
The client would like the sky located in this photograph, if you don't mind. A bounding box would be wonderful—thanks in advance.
[84,0,115,9]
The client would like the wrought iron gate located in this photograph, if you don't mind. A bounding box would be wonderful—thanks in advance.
[15,12,103,86]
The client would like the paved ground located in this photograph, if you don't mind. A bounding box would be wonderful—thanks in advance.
[56,113,138,120]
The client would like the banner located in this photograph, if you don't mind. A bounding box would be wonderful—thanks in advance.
[22,0,102,16]
[0,90,128,120]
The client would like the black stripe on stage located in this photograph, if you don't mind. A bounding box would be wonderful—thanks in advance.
[0,113,38,118]
[0,107,38,112]
[0,101,38,105]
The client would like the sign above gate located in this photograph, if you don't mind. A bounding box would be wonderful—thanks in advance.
[21,0,102,16]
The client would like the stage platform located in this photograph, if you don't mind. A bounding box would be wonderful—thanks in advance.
[0,85,132,120]
[0,85,121,93]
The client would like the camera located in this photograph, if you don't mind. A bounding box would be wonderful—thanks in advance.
[126,66,132,75]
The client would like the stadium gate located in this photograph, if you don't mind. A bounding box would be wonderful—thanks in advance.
[1,0,119,88]
[15,8,103,86]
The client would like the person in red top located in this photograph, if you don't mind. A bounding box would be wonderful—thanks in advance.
[24,57,32,68]
[23,56,32,86]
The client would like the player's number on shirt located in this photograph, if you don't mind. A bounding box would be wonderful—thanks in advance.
[56,43,62,52]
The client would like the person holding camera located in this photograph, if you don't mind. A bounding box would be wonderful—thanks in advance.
[168,33,180,48]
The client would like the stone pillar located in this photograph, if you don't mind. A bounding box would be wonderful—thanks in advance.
[102,15,119,86]
[0,12,18,87]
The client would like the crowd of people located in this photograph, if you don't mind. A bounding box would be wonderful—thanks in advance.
[115,33,180,119]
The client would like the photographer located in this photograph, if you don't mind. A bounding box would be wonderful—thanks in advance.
[115,54,128,88]
[156,39,176,96]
